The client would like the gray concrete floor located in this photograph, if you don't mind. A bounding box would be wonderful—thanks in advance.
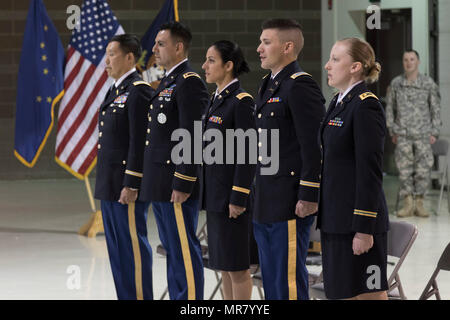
[0,176,449,300]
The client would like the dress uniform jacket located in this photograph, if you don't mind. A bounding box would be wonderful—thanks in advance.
[317,82,389,235]
[200,81,256,212]
[94,71,153,201]
[139,61,209,202]
[253,61,326,223]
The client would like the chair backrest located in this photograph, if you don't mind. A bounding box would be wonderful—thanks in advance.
[431,139,449,157]
[437,242,450,271]
[387,221,418,299]
[387,221,418,258]
[309,216,321,243]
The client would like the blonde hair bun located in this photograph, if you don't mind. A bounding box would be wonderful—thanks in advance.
[340,38,380,84]
[366,61,381,84]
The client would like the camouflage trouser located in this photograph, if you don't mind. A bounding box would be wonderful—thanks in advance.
[395,136,434,197]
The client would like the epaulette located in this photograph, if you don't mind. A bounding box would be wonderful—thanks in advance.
[183,72,201,79]
[291,72,312,79]
[236,92,253,100]
[133,80,151,87]
[262,73,270,79]
[359,92,378,100]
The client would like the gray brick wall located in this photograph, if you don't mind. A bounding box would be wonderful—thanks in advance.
[0,0,321,179]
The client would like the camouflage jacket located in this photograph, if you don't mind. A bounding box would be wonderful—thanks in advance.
[386,73,441,138]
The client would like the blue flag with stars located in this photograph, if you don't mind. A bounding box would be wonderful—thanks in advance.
[139,0,178,83]
[14,0,64,167]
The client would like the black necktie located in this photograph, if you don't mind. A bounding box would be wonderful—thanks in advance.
[156,76,168,92]
[266,77,275,93]
[207,94,217,115]
[105,84,115,101]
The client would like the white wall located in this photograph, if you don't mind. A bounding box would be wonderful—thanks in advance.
[321,0,430,103]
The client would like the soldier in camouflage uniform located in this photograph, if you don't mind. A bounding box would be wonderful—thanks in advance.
[386,50,441,218]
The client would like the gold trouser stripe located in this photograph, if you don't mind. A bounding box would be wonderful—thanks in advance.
[232,186,250,194]
[127,202,143,300]
[173,203,196,300]
[287,219,297,300]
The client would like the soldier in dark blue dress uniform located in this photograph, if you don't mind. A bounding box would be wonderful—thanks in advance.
[319,38,389,300]
[253,19,326,300]
[201,40,256,300]
[139,22,209,300]
[94,34,154,299]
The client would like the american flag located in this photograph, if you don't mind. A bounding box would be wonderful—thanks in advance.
[55,0,124,179]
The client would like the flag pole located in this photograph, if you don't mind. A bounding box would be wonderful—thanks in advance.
[78,176,104,238]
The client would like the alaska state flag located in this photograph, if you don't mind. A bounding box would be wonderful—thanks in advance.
[138,0,179,83]
[14,0,64,167]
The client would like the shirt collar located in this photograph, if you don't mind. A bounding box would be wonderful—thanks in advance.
[165,58,188,77]
[402,72,423,86]
[337,80,364,104]
[271,70,281,80]
[215,78,238,97]
[114,68,136,88]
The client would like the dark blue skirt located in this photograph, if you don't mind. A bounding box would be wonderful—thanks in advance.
[206,209,257,271]
[320,231,388,299]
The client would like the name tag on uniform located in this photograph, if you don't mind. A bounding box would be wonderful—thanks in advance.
[267,97,281,103]
[328,117,343,127]
[114,93,129,104]
[208,116,223,124]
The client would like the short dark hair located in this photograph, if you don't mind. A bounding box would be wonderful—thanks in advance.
[404,49,420,60]
[212,40,250,78]
[160,21,192,53]
[261,18,303,32]
[261,19,304,56]
[109,34,142,62]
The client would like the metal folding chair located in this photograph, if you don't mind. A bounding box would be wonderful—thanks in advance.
[419,242,450,300]
[309,220,418,300]
[387,221,418,299]
[250,265,265,299]
[430,139,450,214]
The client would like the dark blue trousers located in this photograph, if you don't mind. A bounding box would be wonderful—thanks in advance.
[101,200,153,300]
[152,199,204,300]
[253,215,314,300]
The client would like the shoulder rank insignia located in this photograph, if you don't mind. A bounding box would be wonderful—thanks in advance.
[359,92,378,100]
[236,92,253,100]
[183,72,201,79]
[291,72,311,79]
[133,80,151,87]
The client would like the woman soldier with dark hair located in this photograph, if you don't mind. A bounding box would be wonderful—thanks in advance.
[201,40,256,300]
